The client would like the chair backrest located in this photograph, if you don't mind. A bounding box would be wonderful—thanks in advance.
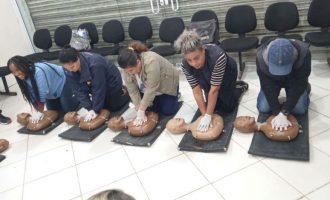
[102,20,125,44]
[225,5,256,36]
[33,29,52,51]
[264,2,299,33]
[308,0,330,28]
[54,25,72,48]
[78,22,99,46]
[191,10,220,42]
[128,16,153,42]
[159,17,185,43]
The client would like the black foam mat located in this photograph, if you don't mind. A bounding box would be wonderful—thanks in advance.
[58,104,129,142]
[178,106,238,152]
[18,115,64,135]
[0,155,6,162]
[248,112,309,161]
[112,102,183,147]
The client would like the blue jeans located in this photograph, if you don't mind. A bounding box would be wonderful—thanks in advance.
[257,89,309,115]
[46,80,79,112]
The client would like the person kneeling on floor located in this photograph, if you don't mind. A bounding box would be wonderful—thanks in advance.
[59,47,130,122]
[117,41,181,126]
[174,29,248,133]
[256,38,311,131]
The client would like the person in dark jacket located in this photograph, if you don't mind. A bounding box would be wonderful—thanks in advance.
[59,47,130,122]
[175,29,248,132]
[256,38,311,131]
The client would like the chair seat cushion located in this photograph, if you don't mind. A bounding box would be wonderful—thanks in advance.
[150,45,178,57]
[25,51,59,62]
[221,37,258,52]
[90,46,120,56]
[305,32,330,47]
[0,66,10,77]
[260,34,302,45]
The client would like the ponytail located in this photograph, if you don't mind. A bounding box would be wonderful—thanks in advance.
[118,41,148,69]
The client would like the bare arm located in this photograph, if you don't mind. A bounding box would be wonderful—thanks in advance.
[192,85,207,115]
[206,85,220,115]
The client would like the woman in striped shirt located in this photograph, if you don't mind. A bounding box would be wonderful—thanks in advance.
[175,30,248,132]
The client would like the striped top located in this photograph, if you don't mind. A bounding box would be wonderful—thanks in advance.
[182,44,227,89]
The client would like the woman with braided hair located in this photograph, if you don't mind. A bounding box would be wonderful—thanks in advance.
[117,41,181,126]
[7,56,79,123]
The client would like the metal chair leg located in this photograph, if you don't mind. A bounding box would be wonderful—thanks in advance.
[238,52,245,80]
[0,77,17,96]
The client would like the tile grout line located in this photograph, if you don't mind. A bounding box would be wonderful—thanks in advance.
[302,181,330,198]
[71,142,123,166]
[81,173,136,199]
[309,107,330,119]
[21,134,31,199]
[124,144,185,175]
[121,145,151,200]
[309,128,330,139]
[260,161,305,197]
[70,141,84,199]
[173,184,216,200]
[210,160,262,185]
[182,152,226,200]
[240,104,259,115]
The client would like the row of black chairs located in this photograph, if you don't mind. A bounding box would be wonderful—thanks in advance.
[2,0,329,96]
[26,16,186,62]
[192,0,330,79]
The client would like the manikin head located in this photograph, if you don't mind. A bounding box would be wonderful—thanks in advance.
[0,139,9,153]
[166,114,224,141]
[166,118,187,134]
[233,116,258,133]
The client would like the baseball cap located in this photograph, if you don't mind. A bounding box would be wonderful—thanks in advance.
[266,38,296,76]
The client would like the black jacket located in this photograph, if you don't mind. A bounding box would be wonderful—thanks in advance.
[256,39,311,115]
[66,52,122,113]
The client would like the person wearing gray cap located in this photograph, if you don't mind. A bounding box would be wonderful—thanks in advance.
[256,38,311,131]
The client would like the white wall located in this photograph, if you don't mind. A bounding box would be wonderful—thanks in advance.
[0,0,33,66]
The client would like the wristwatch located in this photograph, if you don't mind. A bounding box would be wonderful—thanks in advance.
[281,109,289,116]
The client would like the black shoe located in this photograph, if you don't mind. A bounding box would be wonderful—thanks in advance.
[0,114,11,125]
[236,80,249,93]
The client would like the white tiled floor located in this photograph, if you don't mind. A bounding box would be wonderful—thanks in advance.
[1,61,330,200]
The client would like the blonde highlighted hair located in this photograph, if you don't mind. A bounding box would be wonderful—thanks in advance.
[174,29,203,54]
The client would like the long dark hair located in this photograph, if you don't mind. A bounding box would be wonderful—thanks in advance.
[7,56,40,107]
[117,41,148,69]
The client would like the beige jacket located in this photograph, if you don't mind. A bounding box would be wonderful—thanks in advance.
[124,51,179,108]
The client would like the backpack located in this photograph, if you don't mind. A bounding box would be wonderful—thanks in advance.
[189,19,217,44]
[70,29,91,50]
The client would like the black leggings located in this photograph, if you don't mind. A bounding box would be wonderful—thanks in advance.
[214,57,239,113]
[105,87,130,112]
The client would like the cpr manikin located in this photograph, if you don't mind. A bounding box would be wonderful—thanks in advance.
[233,115,299,141]
[166,114,224,141]
[0,139,9,153]
[17,110,59,132]
[64,109,110,131]
[108,112,159,136]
